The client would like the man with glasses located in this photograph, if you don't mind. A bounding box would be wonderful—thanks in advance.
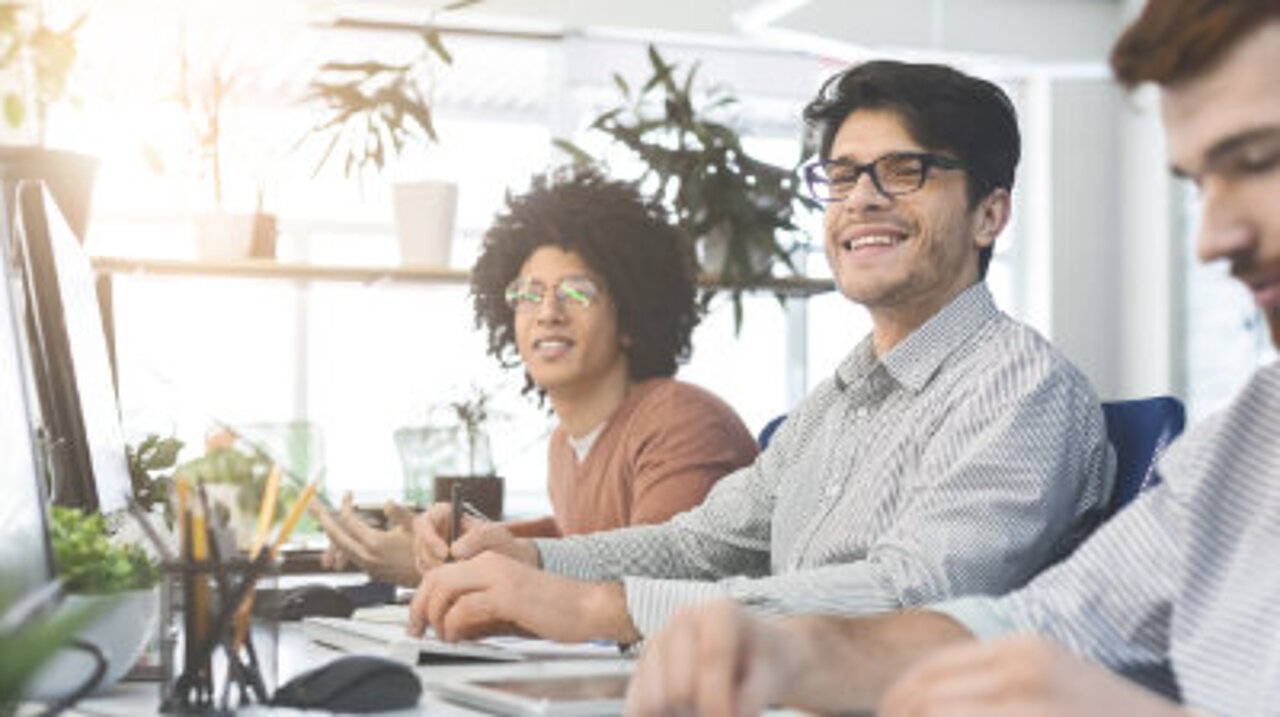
[313,167,758,586]
[405,61,1112,647]
[625,2,1280,715]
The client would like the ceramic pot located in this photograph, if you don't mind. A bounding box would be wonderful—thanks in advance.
[25,587,159,699]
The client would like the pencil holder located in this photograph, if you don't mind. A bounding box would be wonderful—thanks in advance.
[157,556,279,713]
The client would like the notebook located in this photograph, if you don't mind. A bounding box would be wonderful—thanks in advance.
[302,607,621,665]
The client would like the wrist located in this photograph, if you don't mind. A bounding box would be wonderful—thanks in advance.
[581,581,640,644]
[512,538,541,568]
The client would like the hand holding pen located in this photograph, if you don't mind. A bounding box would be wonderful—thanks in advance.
[411,498,534,572]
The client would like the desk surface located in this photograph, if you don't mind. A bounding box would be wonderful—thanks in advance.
[60,621,633,716]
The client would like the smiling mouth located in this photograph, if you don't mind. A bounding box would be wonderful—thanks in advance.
[533,338,574,351]
[841,234,904,252]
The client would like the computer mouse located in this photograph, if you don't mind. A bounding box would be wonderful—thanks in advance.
[271,654,422,712]
[267,583,357,621]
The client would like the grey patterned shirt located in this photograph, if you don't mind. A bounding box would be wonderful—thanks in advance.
[938,360,1280,714]
[536,283,1113,637]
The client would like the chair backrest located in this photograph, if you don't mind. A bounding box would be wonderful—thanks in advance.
[1102,396,1186,514]
[757,414,787,451]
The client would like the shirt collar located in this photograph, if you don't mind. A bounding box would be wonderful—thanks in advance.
[835,282,1001,394]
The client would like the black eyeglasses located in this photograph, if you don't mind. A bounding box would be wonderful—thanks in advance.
[804,152,965,202]
[504,275,602,313]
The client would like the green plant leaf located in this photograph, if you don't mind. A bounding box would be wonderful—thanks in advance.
[4,92,24,128]
[551,138,596,167]
[421,28,453,65]
[50,507,159,594]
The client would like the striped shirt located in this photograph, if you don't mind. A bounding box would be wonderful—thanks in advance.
[938,360,1280,713]
[535,282,1113,638]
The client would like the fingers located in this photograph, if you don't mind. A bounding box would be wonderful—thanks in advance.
[384,501,416,531]
[450,521,516,560]
[414,504,452,568]
[408,554,522,642]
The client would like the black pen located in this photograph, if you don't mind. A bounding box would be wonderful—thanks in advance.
[447,483,462,562]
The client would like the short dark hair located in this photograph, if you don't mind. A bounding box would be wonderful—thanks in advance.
[1111,0,1280,90]
[471,167,700,395]
[802,60,1021,278]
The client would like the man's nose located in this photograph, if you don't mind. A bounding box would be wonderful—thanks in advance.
[535,293,566,322]
[1196,179,1256,264]
[839,170,891,211]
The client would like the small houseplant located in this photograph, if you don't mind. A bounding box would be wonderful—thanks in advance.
[394,384,502,517]
[0,3,85,145]
[555,44,817,328]
[0,3,97,238]
[297,0,480,266]
[173,427,321,548]
[23,507,161,699]
[126,433,184,525]
[141,49,277,260]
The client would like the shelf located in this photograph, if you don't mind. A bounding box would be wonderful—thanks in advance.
[91,257,471,285]
[90,257,835,297]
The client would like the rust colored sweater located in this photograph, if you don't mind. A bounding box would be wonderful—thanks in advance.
[542,378,758,536]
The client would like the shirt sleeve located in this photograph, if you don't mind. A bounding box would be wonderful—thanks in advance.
[619,352,1111,636]
[933,482,1182,698]
[535,453,778,582]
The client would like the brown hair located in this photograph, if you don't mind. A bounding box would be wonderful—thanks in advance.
[1111,0,1280,89]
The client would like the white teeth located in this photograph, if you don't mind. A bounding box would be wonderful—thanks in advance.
[535,339,571,350]
[844,234,899,250]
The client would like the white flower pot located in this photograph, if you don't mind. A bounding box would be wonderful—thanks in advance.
[392,180,458,267]
[193,211,276,261]
[25,588,159,699]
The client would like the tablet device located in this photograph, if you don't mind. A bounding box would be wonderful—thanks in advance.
[433,667,632,716]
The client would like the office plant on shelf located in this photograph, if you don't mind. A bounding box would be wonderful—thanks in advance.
[554,44,818,330]
[296,0,481,267]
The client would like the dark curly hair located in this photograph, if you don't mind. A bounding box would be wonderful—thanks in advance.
[803,61,1021,279]
[471,167,701,395]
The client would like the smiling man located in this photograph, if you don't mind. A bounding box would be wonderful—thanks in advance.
[406,61,1112,648]
[624,2,1280,715]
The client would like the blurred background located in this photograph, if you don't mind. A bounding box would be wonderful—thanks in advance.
[4,0,1272,519]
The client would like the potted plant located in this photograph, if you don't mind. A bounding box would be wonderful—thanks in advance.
[297,0,481,267]
[555,44,817,329]
[394,384,502,518]
[140,49,277,261]
[0,3,97,239]
[126,433,185,526]
[24,507,161,700]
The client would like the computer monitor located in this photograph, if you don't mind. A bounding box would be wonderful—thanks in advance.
[12,181,131,514]
[0,189,56,600]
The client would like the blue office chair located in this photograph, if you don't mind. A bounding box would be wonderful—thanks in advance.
[757,414,787,450]
[1102,396,1186,515]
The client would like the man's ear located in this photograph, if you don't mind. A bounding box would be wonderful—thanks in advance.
[973,188,1012,251]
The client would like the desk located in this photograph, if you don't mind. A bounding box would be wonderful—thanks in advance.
[59,621,633,716]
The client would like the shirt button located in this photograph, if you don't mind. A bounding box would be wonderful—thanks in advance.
[825,483,842,499]
[855,407,870,419]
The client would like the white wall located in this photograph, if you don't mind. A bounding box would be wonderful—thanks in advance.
[1024,72,1181,402]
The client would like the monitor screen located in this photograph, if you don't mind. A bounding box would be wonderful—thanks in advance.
[14,181,131,515]
[0,190,56,598]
